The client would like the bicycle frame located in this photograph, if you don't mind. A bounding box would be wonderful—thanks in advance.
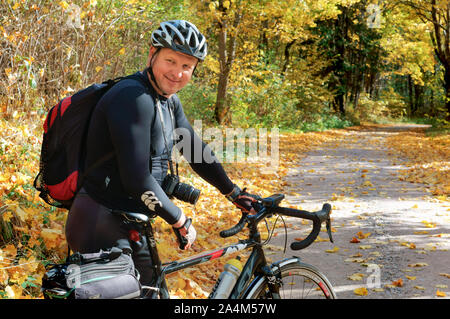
[142,215,273,299]
[127,196,332,299]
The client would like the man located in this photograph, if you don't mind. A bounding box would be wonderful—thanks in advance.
[65,20,258,287]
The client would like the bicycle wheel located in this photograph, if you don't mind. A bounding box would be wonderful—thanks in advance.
[245,260,337,299]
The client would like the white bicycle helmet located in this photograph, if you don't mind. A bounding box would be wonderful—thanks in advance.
[151,20,207,61]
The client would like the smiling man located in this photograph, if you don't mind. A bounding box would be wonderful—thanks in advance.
[64,20,260,290]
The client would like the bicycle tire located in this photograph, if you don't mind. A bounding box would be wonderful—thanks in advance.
[244,260,337,299]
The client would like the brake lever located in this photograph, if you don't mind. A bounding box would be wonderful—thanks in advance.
[326,218,334,243]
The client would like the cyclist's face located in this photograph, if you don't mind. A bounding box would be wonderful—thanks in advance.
[147,47,198,97]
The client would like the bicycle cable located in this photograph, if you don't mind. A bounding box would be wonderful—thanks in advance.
[260,214,288,256]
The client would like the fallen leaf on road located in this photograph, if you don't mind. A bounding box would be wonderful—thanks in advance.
[350,237,360,243]
[401,242,416,249]
[345,257,366,263]
[354,287,368,296]
[414,286,425,290]
[315,236,329,242]
[408,263,428,268]
[436,290,446,297]
[357,231,371,239]
[439,273,450,279]
[405,275,416,280]
[391,279,403,287]
[348,273,365,281]
[359,245,372,250]
[325,246,339,253]
[372,288,384,292]
[421,220,436,228]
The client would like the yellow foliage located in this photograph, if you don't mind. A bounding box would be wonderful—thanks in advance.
[385,129,449,198]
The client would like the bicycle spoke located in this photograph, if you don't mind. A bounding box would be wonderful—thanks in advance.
[247,263,336,299]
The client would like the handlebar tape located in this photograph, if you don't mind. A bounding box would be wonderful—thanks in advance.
[274,203,331,251]
[220,215,247,238]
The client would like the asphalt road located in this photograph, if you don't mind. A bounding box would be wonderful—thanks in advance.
[267,124,449,299]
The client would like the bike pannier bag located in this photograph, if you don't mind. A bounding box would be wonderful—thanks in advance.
[42,246,141,299]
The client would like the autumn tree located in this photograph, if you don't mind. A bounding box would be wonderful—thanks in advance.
[400,0,450,119]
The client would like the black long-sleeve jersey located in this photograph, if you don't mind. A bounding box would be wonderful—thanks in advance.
[82,69,234,224]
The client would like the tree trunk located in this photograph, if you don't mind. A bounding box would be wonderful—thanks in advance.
[444,67,450,119]
[215,67,231,124]
[429,0,450,119]
[214,1,242,125]
[282,40,296,76]
[408,75,415,116]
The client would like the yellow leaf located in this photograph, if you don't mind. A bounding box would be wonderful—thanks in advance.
[405,275,416,280]
[362,180,373,187]
[12,3,20,10]
[414,286,425,290]
[411,204,418,209]
[95,66,103,73]
[359,245,372,250]
[354,287,368,296]
[385,284,397,289]
[223,0,231,9]
[408,262,428,268]
[59,1,69,10]
[356,231,371,239]
[119,48,126,55]
[325,246,339,253]
[348,273,365,281]
[40,228,63,249]
[176,277,186,290]
[436,290,446,297]
[15,206,28,222]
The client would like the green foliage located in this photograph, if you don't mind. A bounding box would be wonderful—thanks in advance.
[0,0,447,131]
[178,81,217,125]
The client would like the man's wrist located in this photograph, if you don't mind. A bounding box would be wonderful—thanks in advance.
[225,184,241,202]
[172,214,186,229]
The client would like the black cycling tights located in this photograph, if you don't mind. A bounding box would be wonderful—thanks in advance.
[65,188,154,285]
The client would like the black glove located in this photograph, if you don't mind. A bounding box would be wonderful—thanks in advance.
[226,185,261,213]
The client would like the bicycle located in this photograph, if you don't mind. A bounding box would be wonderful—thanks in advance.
[115,193,337,299]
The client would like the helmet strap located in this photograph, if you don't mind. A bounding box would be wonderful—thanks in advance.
[148,48,169,97]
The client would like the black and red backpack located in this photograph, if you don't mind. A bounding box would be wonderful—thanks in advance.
[34,76,129,209]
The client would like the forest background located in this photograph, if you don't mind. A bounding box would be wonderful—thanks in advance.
[0,0,449,298]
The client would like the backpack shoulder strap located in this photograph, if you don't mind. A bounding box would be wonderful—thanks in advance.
[78,71,157,189]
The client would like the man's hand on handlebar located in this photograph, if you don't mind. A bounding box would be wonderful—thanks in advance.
[226,185,261,214]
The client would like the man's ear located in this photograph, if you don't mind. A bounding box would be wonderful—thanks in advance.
[146,46,158,67]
